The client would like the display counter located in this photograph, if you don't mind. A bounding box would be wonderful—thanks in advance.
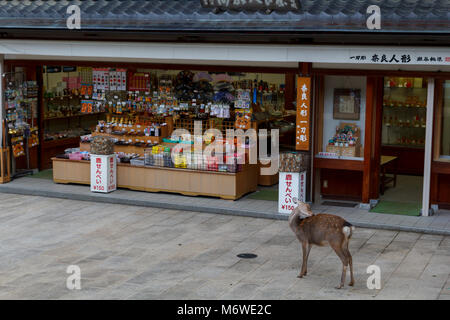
[52,157,258,200]
[381,145,424,176]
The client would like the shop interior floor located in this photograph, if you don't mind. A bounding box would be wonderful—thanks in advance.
[28,169,53,180]
[247,185,278,201]
[379,174,423,204]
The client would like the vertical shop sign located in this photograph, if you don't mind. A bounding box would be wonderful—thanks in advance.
[91,155,116,193]
[296,77,310,151]
[278,171,306,214]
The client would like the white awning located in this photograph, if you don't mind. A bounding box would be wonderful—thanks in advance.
[1,40,449,71]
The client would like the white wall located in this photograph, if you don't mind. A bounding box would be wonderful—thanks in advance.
[322,75,367,154]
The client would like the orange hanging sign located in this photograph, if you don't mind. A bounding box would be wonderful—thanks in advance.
[296,77,311,151]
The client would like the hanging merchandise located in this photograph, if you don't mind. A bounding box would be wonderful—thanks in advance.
[11,136,25,158]
[79,67,93,84]
[129,72,150,92]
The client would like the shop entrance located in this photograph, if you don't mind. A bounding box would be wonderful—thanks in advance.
[372,77,428,216]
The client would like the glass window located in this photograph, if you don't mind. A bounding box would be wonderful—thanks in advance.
[316,75,366,161]
[440,80,450,159]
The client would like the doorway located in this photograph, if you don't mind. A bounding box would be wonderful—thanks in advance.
[372,77,428,216]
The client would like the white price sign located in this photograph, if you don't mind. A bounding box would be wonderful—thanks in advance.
[278,171,306,214]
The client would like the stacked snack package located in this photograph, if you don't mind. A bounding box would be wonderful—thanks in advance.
[278,152,311,173]
[90,136,114,155]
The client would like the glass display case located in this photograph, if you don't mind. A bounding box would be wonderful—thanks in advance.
[382,77,427,148]
[439,80,450,159]
[316,75,367,161]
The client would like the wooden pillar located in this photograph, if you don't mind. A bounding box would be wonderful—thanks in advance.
[284,73,296,110]
[362,77,377,204]
[369,76,384,200]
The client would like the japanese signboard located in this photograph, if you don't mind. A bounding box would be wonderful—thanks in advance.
[296,77,310,151]
[348,52,450,65]
[200,0,301,11]
[278,171,306,214]
[90,154,117,193]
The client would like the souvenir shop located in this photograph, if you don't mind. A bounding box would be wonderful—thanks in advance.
[0,60,301,200]
[312,65,450,215]
[1,41,450,216]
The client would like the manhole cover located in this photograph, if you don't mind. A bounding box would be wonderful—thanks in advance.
[237,253,258,259]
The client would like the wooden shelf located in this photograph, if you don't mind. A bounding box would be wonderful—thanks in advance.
[314,157,364,171]
[43,137,80,148]
[44,112,105,121]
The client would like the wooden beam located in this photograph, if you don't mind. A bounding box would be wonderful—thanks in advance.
[5,59,299,74]
[312,68,450,78]
[284,73,296,110]
[313,158,364,171]
[299,62,312,76]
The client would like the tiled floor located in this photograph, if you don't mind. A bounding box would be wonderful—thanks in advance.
[0,194,448,300]
[0,177,449,235]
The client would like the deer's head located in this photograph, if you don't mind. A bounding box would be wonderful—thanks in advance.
[291,197,314,218]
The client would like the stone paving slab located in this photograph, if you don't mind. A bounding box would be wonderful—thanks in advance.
[0,195,449,300]
[0,177,450,236]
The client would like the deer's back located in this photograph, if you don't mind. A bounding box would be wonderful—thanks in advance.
[300,213,348,246]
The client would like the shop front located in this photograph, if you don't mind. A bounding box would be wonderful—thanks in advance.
[1,57,299,200]
[0,0,449,216]
[1,41,450,216]
[312,62,450,216]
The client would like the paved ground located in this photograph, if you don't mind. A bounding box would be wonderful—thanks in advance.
[1,177,450,235]
[0,194,449,300]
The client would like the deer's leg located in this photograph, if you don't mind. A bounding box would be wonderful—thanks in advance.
[331,242,349,289]
[303,244,312,275]
[344,247,354,286]
[298,241,309,278]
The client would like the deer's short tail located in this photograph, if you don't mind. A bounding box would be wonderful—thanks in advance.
[342,221,355,239]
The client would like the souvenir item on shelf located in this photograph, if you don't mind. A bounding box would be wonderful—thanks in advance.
[235,110,252,130]
[11,137,25,158]
[326,123,361,157]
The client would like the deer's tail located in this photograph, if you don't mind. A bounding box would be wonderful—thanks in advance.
[342,221,355,239]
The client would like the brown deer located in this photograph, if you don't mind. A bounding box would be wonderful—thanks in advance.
[288,198,355,289]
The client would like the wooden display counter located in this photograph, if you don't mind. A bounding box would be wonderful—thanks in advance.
[52,157,258,200]
[381,145,424,176]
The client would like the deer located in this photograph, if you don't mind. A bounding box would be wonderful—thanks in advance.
[288,198,355,289]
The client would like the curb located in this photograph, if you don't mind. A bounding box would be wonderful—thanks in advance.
[0,186,449,236]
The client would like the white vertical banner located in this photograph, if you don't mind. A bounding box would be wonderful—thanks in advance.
[90,154,117,193]
[278,171,306,214]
